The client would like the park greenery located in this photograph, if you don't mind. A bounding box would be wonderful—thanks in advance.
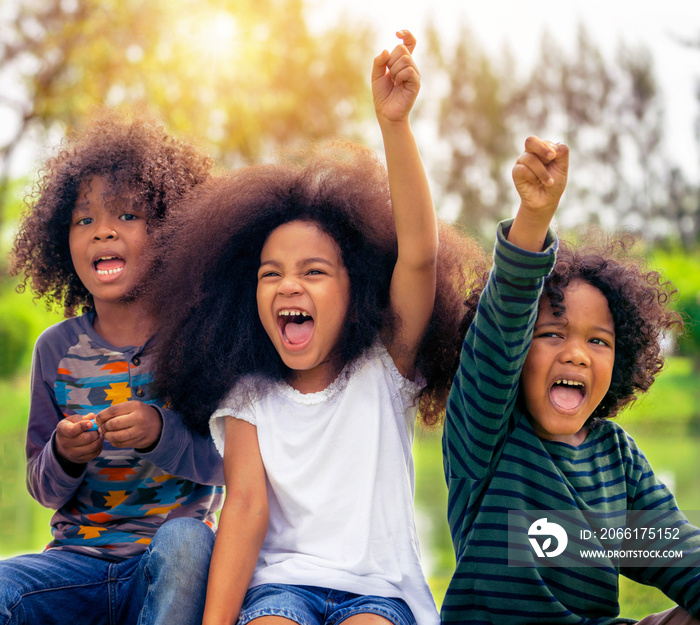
[1,0,699,617]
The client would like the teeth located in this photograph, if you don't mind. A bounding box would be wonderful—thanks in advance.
[278,310,311,318]
[556,379,583,387]
[96,267,124,276]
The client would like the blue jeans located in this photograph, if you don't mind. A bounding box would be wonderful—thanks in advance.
[0,517,214,625]
[238,584,416,625]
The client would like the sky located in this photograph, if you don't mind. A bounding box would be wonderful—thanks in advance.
[309,0,700,180]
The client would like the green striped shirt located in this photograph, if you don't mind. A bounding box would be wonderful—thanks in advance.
[441,221,700,624]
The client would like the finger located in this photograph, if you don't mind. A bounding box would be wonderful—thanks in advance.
[397,29,416,53]
[99,414,130,433]
[512,162,541,188]
[74,437,104,461]
[371,50,390,83]
[553,143,570,169]
[523,136,558,163]
[95,401,134,425]
[58,417,90,439]
[104,428,139,448]
[518,152,555,186]
[391,64,420,89]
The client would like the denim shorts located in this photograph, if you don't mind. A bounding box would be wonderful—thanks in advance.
[237,584,416,625]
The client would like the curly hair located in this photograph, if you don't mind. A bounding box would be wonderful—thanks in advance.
[540,235,682,427]
[149,142,485,434]
[462,230,683,428]
[9,109,213,316]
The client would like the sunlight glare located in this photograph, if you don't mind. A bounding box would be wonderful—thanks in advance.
[181,9,240,67]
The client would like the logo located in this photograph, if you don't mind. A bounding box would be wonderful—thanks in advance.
[528,517,568,558]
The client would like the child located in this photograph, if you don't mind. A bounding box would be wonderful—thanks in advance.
[442,136,700,623]
[148,32,482,625]
[1,111,225,625]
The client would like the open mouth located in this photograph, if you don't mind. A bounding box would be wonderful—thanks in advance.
[278,310,314,346]
[94,256,125,276]
[549,378,586,411]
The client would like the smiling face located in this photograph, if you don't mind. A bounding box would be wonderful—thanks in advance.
[256,220,351,393]
[520,279,616,446]
[68,176,150,311]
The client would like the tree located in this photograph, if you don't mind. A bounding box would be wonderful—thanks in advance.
[0,0,375,226]
[422,21,523,238]
[425,19,699,248]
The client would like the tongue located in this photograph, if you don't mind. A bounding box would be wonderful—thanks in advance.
[285,319,314,345]
[550,385,584,411]
[96,258,125,272]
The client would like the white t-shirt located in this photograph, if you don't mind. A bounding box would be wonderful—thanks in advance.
[210,342,439,625]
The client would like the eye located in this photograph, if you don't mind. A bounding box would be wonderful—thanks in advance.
[120,213,138,221]
[259,270,280,280]
[75,217,93,226]
[590,337,612,347]
[306,269,326,276]
[534,331,561,339]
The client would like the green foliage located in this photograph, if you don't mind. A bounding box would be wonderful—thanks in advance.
[0,302,31,379]
[0,281,64,379]
[0,0,376,225]
[650,249,700,360]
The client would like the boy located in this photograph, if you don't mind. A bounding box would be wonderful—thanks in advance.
[442,136,700,623]
[1,111,224,625]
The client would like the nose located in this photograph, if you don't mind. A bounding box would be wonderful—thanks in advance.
[559,338,591,367]
[278,276,302,296]
[92,218,117,241]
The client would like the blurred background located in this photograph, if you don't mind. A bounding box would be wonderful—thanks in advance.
[1,0,699,618]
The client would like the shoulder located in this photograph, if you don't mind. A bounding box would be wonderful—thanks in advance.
[209,375,265,457]
[33,314,93,357]
[358,341,424,400]
[591,420,652,472]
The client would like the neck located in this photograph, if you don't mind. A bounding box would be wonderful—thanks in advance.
[288,360,342,395]
[92,300,154,348]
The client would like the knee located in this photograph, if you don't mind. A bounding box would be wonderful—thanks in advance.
[149,518,215,568]
[0,564,23,623]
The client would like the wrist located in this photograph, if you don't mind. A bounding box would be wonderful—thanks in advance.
[376,115,412,134]
[53,437,86,478]
[508,205,555,253]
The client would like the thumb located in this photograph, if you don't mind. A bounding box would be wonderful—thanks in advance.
[371,50,390,83]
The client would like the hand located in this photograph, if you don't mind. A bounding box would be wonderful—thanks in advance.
[55,413,104,465]
[512,136,569,217]
[372,30,420,125]
[95,401,163,450]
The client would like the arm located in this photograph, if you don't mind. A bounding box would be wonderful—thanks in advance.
[443,137,568,481]
[26,333,102,508]
[372,30,437,378]
[202,417,269,625]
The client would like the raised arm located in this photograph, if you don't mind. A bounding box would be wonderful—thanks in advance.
[372,30,437,378]
[444,137,568,481]
[202,417,268,625]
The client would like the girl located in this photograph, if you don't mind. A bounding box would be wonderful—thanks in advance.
[149,32,482,625]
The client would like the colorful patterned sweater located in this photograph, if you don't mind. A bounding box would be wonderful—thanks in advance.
[26,312,224,561]
[441,222,700,624]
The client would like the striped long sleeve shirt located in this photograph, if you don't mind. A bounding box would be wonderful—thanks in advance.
[441,221,700,624]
